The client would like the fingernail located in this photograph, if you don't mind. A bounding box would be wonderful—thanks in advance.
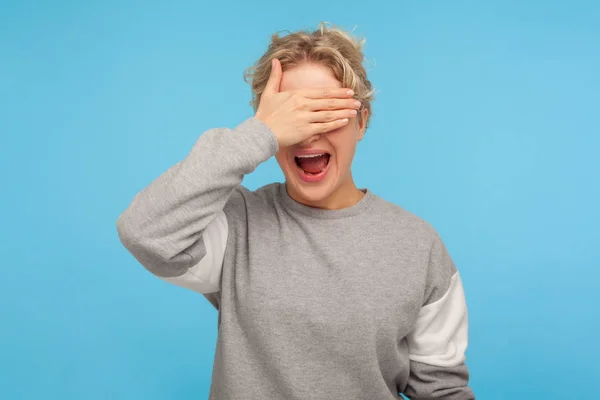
[347,89,355,96]
[350,109,357,115]
[354,101,361,108]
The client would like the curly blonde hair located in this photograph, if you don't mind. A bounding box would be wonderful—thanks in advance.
[244,22,375,130]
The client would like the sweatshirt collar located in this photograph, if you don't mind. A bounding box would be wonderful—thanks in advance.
[278,182,375,219]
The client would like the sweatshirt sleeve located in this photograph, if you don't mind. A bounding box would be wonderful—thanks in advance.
[116,117,278,294]
[403,234,475,400]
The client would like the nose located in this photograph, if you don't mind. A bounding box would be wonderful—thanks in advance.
[299,133,321,147]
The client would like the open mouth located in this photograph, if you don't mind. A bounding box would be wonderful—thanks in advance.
[294,153,331,176]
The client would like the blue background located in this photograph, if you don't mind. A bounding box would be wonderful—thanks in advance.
[1,0,599,399]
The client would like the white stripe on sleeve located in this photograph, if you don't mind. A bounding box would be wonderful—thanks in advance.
[407,272,468,367]
[161,211,228,294]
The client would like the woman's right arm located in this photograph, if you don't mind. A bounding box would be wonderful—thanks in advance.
[117,59,360,294]
[116,117,278,294]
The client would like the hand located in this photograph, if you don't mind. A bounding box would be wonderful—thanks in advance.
[255,59,361,148]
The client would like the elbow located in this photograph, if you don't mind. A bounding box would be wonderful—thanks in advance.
[116,210,190,278]
[116,210,140,251]
[115,210,153,268]
[115,202,156,254]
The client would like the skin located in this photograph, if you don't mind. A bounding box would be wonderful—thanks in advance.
[275,63,370,210]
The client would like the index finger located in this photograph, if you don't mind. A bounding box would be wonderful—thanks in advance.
[296,87,355,99]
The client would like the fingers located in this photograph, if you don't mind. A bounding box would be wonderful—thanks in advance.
[309,118,350,135]
[263,59,282,96]
[306,97,361,112]
[308,108,358,123]
[298,87,355,100]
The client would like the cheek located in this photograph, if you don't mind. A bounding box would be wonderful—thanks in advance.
[275,150,290,170]
[328,126,359,160]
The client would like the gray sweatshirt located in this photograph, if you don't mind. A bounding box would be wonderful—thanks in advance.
[116,117,474,399]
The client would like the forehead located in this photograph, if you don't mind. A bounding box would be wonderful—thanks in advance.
[279,63,341,91]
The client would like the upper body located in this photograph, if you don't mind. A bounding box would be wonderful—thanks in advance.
[116,24,474,399]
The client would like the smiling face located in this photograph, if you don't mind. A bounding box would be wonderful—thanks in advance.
[275,62,369,210]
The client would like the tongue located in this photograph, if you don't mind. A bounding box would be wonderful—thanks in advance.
[297,154,328,174]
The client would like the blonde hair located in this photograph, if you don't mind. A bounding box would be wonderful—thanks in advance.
[244,22,375,130]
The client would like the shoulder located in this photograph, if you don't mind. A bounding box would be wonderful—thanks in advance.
[370,193,461,303]
[230,182,280,205]
[223,182,281,218]
[368,192,440,244]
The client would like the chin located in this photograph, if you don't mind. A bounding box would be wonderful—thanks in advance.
[280,155,339,206]
[288,178,337,205]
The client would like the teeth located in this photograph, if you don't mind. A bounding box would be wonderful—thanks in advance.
[297,153,325,158]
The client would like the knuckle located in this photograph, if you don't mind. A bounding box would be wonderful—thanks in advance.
[323,88,331,98]
[325,111,333,120]
[327,100,335,110]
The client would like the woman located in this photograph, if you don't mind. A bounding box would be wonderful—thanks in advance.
[117,23,474,399]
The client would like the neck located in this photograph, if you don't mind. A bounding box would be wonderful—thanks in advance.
[288,174,365,211]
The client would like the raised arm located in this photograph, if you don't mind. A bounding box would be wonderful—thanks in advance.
[116,118,278,293]
[116,58,360,295]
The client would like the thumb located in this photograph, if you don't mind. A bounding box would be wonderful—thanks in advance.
[263,58,282,96]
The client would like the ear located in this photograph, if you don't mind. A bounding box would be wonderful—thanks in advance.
[356,108,369,141]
